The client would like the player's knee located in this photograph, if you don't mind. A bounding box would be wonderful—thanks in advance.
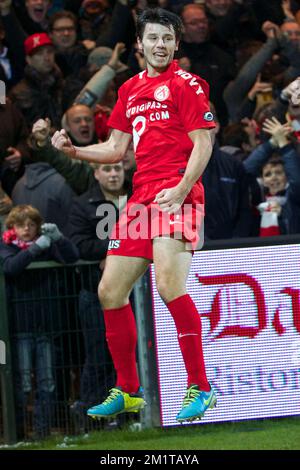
[98,280,111,307]
[156,277,175,304]
[98,279,129,308]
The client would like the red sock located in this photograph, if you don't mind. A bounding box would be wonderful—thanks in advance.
[167,294,210,391]
[103,304,139,393]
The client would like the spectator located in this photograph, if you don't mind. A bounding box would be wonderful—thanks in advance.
[48,10,89,77]
[0,204,78,439]
[61,104,99,146]
[14,0,52,35]
[29,117,135,193]
[0,18,23,88]
[178,3,236,125]
[63,42,130,111]
[10,32,64,129]
[0,99,32,196]
[243,116,300,235]
[202,106,253,240]
[78,0,113,49]
[204,0,261,55]
[67,162,129,425]
[224,20,300,122]
[11,161,75,236]
[0,0,52,47]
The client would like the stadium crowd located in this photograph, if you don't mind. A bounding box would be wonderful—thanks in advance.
[1,0,300,440]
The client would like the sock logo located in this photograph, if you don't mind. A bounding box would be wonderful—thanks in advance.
[178,333,198,338]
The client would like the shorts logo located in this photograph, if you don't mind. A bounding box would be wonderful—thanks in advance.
[154,85,170,102]
[204,111,214,122]
[108,240,121,250]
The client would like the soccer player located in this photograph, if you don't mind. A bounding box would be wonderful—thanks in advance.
[51,7,217,423]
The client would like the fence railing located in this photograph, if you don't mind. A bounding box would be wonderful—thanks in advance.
[0,260,133,444]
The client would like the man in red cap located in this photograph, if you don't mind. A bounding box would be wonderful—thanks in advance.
[10,32,64,129]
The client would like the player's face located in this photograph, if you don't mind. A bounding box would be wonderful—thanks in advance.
[138,23,179,76]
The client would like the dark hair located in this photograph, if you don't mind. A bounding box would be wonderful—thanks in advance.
[221,123,250,148]
[48,10,77,32]
[261,156,284,177]
[136,8,183,41]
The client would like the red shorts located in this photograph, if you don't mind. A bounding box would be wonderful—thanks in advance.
[107,177,204,260]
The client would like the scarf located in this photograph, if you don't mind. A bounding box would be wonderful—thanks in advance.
[257,195,287,237]
[2,228,35,250]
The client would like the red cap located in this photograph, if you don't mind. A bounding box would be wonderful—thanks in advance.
[24,33,53,56]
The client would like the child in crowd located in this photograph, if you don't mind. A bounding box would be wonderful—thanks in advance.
[0,205,79,439]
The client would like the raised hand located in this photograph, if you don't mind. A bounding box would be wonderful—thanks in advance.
[41,223,63,242]
[262,117,292,147]
[32,118,51,147]
[282,77,300,106]
[51,129,77,158]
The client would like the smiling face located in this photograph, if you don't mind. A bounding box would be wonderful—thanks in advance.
[137,23,178,77]
[262,162,287,195]
[25,0,50,23]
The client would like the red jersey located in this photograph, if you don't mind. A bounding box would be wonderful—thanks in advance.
[108,60,215,189]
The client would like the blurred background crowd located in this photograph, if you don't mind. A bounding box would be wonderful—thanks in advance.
[1,0,300,241]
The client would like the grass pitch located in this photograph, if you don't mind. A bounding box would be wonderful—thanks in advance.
[4,416,300,451]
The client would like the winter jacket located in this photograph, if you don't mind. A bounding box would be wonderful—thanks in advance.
[11,162,75,236]
[0,237,79,334]
[10,65,64,130]
[202,143,253,239]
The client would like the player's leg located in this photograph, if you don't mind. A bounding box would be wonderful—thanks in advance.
[87,255,149,419]
[153,237,216,422]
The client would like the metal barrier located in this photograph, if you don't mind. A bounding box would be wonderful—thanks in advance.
[0,260,121,444]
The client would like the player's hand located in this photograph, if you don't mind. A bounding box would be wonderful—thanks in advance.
[154,186,187,214]
[51,129,77,158]
[32,118,51,147]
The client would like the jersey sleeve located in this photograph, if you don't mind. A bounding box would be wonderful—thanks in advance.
[107,84,132,134]
[174,76,216,133]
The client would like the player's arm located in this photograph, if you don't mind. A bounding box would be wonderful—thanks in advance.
[178,128,213,194]
[155,128,213,214]
[51,128,132,164]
